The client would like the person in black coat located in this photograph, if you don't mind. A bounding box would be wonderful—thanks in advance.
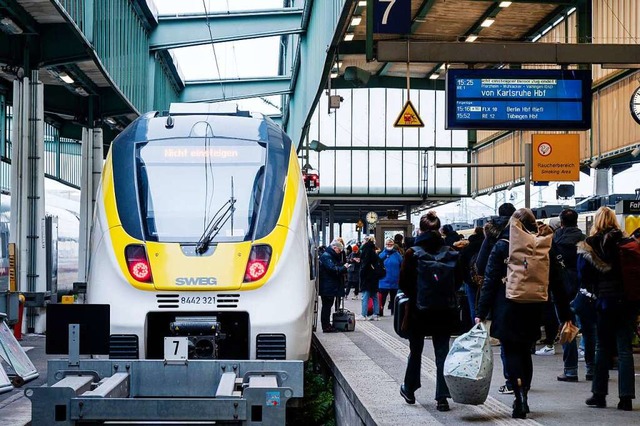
[577,207,635,411]
[475,208,572,419]
[399,211,459,412]
[458,227,485,323]
[359,235,380,319]
[319,240,349,332]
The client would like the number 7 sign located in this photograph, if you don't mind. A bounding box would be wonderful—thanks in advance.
[374,0,411,34]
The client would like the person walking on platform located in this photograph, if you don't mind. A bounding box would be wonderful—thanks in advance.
[345,244,361,299]
[577,207,635,411]
[359,235,380,320]
[475,202,516,395]
[378,238,403,316]
[475,208,571,419]
[318,240,349,333]
[552,209,586,382]
[458,226,484,324]
[399,211,459,412]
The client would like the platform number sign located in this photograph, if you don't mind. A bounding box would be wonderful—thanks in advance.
[164,336,188,361]
[374,0,411,34]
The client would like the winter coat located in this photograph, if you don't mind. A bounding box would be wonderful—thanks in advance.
[475,216,510,276]
[399,231,460,337]
[359,240,380,293]
[476,225,572,344]
[346,251,361,283]
[552,226,585,298]
[378,248,403,290]
[319,248,347,297]
[458,232,484,285]
[576,228,625,302]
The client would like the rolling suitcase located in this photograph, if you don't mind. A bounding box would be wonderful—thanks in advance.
[332,298,355,332]
[393,292,410,338]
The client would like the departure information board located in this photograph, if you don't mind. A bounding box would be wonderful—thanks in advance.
[446,69,592,130]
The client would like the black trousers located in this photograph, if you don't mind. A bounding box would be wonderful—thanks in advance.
[501,340,534,391]
[320,296,336,329]
[379,289,398,315]
[403,332,451,401]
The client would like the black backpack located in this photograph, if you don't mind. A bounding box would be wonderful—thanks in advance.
[412,246,458,311]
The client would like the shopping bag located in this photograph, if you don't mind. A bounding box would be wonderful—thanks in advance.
[557,321,579,345]
[443,322,493,405]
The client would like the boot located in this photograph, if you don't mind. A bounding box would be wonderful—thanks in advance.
[585,393,606,408]
[522,387,530,414]
[511,379,527,419]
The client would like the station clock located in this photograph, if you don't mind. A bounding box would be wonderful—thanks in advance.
[365,211,378,224]
[631,86,640,125]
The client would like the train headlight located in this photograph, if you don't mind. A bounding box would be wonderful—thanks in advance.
[243,244,272,282]
[125,245,153,283]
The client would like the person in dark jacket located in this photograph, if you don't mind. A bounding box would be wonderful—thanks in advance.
[441,224,462,247]
[318,240,349,332]
[345,244,361,299]
[552,209,586,382]
[577,207,635,411]
[458,226,485,323]
[475,208,572,419]
[359,235,380,320]
[399,211,459,412]
[474,202,516,394]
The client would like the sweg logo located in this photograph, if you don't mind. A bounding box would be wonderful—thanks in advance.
[175,277,217,286]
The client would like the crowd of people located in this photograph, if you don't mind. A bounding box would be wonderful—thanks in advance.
[318,203,639,418]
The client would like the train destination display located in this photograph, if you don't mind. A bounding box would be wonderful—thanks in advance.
[446,69,592,130]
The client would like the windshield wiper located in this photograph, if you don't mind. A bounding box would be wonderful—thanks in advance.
[195,197,236,255]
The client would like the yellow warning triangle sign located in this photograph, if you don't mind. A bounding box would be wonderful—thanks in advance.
[394,100,424,128]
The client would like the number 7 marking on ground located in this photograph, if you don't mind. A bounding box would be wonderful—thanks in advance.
[380,0,396,25]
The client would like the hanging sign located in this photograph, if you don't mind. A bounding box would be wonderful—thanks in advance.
[374,0,411,34]
[394,100,424,127]
[532,134,580,182]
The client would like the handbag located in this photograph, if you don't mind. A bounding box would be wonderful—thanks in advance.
[557,321,579,345]
[570,290,596,321]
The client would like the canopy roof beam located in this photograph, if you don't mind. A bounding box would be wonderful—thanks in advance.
[180,76,291,103]
[378,41,640,65]
[150,8,304,50]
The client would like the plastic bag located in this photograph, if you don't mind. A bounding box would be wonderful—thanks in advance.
[443,322,493,405]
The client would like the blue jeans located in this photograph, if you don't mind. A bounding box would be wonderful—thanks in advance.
[577,311,597,377]
[361,290,379,317]
[404,332,451,400]
[465,283,478,325]
[592,304,636,398]
[562,313,579,377]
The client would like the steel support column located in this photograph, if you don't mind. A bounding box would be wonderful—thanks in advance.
[10,72,46,333]
[77,127,103,286]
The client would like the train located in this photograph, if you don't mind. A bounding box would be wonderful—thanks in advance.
[86,104,318,361]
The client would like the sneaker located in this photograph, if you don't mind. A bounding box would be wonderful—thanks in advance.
[351,296,359,300]
[357,315,368,321]
[557,373,578,382]
[578,348,585,362]
[371,315,380,321]
[400,384,416,404]
[498,384,514,394]
[535,345,556,356]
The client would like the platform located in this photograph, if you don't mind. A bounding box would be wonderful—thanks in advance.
[315,297,640,425]
[2,298,640,425]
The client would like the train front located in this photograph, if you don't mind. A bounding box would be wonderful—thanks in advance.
[87,109,315,361]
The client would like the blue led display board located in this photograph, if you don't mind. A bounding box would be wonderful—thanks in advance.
[445,69,592,130]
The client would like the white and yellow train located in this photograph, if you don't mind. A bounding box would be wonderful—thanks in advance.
[86,105,317,361]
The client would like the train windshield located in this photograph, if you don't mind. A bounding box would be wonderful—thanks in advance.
[135,139,266,243]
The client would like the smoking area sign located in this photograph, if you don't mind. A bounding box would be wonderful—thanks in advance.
[532,134,580,182]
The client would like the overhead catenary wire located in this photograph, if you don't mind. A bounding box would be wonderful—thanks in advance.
[202,0,226,99]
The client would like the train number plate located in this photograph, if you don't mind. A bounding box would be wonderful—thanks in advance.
[180,296,216,305]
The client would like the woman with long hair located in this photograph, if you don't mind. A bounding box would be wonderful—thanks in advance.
[577,206,635,410]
